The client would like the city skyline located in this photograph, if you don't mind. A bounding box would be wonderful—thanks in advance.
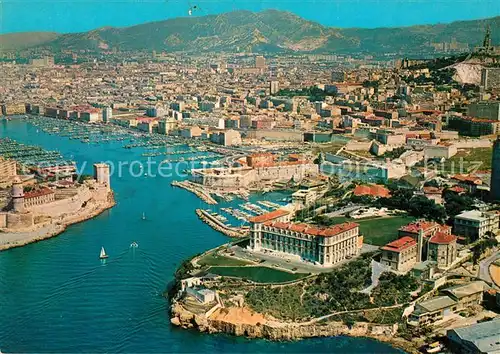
[1,0,500,34]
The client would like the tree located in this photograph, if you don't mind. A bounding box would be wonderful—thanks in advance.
[313,153,323,165]
[443,189,474,217]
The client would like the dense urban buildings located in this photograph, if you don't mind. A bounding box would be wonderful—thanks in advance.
[0,13,499,354]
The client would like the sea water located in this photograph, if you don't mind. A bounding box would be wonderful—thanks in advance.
[0,119,401,353]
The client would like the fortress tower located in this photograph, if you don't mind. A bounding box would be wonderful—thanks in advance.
[11,176,25,212]
[93,163,111,190]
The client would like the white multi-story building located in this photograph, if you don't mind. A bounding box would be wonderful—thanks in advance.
[270,80,280,95]
[249,210,361,267]
[102,107,112,123]
[454,210,499,241]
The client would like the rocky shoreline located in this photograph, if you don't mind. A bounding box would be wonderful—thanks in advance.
[0,192,116,251]
[169,301,419,353]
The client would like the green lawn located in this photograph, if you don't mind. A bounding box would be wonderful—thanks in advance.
[443,147,493,173]
[328,215,416,246]
[207,266,308,283]
[197,253,251,267]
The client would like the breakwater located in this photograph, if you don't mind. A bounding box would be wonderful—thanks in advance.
[195,209,248,238]
[171,180,218,205]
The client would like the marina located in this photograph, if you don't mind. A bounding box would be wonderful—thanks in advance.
[0,137,75,172]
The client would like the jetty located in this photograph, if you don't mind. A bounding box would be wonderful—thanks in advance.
[195,209,248,238]
[171,180,218,205]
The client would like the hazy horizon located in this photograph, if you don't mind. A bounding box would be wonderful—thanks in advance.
[1,0,499,34]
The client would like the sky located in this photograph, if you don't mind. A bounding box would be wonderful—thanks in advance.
[1,0,499,34]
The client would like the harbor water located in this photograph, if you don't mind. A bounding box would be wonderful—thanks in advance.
[0,119,401,353]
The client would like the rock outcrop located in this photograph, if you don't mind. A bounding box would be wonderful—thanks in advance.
[170,302,408,344]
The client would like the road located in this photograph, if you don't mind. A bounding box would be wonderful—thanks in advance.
[479,248,500,289]
[323,204,363,218]
[227,242,379,275]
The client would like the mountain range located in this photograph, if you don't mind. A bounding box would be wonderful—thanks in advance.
[1,10,499,54]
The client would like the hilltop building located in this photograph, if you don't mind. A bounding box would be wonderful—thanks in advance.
[249,210,362,267]
[380,236,418,272]
[381,220,458,272]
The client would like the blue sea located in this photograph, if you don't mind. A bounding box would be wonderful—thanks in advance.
[0,119,401,353]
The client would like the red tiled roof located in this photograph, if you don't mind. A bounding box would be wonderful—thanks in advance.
[399,220,441,234]
[353,184,391,198]
[24,187,54,199]
[451,174,482,184]
[429,232,457,245]
[448,186,467,193]
[263,221,359,238]
[248,209,290,223]
[423,186,443,195]
[381,236,417,252]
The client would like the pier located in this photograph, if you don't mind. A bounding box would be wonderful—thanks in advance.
[171,180,218,205]
[195,209,248,238]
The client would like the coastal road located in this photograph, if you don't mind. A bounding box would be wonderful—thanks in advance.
[479,248,500,289]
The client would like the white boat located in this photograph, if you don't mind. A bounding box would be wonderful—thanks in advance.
[425,342,444,353]
[142,212,146,220]
[99,247,108,259]
[130,242,139,248]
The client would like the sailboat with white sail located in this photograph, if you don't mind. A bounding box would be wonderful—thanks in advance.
[99,247,108,259]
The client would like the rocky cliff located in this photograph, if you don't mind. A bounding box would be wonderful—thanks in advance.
[170,302,417,353]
